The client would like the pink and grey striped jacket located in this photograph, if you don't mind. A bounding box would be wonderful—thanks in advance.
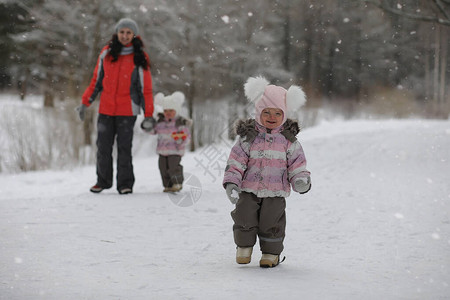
[223,119,310,198]
[149,114,191,156]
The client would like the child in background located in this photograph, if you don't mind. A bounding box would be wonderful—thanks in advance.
[142,91,191,192]
[223,76,311,268]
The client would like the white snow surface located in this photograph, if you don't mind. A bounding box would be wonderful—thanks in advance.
[1,119,450,299]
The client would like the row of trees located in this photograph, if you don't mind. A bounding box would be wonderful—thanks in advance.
[1,0,449,148]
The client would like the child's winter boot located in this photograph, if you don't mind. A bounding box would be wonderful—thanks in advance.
[236,247,253,264]
[171,184,182,192]
[259,253,280,268]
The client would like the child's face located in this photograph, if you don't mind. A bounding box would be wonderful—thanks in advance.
[260,108,283,129]
[164,109,176,120]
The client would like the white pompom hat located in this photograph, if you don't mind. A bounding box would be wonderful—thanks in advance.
[154,91,185,117]
[244,76,306,125]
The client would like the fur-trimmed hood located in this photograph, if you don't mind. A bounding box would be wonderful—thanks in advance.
[235,118,300,143]
[156,113,193,128]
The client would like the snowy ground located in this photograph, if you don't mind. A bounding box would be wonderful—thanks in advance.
[1,119,450,300]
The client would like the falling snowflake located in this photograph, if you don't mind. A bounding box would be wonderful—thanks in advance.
[394,213,404,219]
[431,233,440,240]
[139,5,148,13]
[221,15,230,24]
[14,257,23,264]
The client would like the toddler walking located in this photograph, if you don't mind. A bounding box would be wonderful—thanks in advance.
[142,91,191,192]
[223,76,311,268]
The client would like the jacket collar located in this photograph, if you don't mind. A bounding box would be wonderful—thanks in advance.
[255,121,283,134]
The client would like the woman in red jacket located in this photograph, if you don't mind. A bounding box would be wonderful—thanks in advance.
[77,18,154,194]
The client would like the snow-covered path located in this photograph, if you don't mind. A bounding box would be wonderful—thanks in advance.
[1,119,449,299]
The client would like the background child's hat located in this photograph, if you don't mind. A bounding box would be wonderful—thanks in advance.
[154,91,185,117]
[244,76,306,126]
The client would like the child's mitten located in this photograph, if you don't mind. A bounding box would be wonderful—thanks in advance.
[225,183,241,204]
[293,177,311,194]
[141,117,156,132]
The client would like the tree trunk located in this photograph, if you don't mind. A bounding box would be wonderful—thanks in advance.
[17,67,30,100]
[43,91,54,107]
[433,25,440,103]
[439,26,447,105]
[83,114,93,145]
[43,74,55,108]
[282,2,291,71]
[82,6,103,147]
[424,25,431,100]
[325,45,334,97]
[187,61,196,152]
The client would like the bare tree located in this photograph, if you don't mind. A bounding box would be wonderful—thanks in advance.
[363,0,450,26]
[363,0,449,115]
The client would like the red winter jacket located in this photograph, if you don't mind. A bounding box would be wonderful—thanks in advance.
[82,45,154,117]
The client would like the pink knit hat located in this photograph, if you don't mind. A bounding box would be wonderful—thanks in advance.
[244,76,306,126]
[255,85,288,125]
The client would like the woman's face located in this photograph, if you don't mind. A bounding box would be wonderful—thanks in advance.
[260,108,283,129]
[117,27,135,46]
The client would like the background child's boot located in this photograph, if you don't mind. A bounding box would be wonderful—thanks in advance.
[171,184,182,192]
[236,247,253,264]
[259,253,279,268]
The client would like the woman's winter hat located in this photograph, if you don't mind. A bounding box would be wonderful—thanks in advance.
[244,76,306,125]
[115,18,139,35]
[154,91,185,116]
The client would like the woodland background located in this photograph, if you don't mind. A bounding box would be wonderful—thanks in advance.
[0,0,449,172]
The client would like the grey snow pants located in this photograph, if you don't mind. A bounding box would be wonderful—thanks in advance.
[96,114,137,191]
[231,191,286,255]
[158,155,184,188]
